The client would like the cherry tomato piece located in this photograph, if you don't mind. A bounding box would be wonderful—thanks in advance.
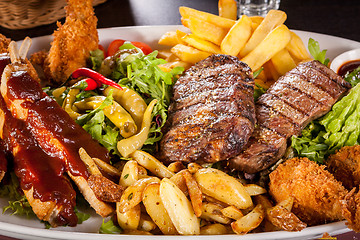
[106,39,152,56]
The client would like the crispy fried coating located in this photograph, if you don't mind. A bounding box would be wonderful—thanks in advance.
[327,145,360,190]
[0,34,10,53]
[269,157,348,226]
[341,187,360,232]
[45,0,99,84]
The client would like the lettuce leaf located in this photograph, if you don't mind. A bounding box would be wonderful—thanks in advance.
[99,218,123,234]
[308,38,330,66]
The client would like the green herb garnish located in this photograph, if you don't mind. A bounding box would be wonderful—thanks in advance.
[308,38,330,66]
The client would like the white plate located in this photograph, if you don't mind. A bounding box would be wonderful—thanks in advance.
[4,25,360,240]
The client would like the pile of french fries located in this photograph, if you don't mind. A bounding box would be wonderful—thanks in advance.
[158,0,312,87]
[87,149,305,235]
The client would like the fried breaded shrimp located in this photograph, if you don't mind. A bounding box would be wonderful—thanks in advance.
[269,157,348,226]
[327,145,360,190]
[0,34,10,53]
[45,0,98,84]
[341,187,360,232]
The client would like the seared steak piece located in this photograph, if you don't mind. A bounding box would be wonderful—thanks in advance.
[230,60,351,173]
[160,54,255,163]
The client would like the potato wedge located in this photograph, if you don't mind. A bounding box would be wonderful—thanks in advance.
[182,170,203,217]
[171,44,212,64]
[201,202,231,224]
[179,6,235,29]
[218,0,237,20]
[159,178,200,235]
[240,10,287,57]
[221,206,244,220]
[271,48,296,76]
[167,161,185,173]
[169,170,188,194]
[231,204,265,234]
[182,34,221,54]
[138,214,157,232]
[187,162,203,174]
[187,17,228,45]
[158,31,180,46]
[130,150,174,178]
[244,184,267,196]
[93,157,121,177]
[116,203,141,230]
[200,223,229,235]
[119,160,139,187]
[286,31,312,62]
[142,183,178,235]
[266,204,306,231]
[221,15,252,56]
[241,24,291,71]
[194,168,253,209]
[118,177,160,213]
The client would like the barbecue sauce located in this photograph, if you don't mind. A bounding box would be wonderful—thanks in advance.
[338,60,360,78]
[6,70,110,180]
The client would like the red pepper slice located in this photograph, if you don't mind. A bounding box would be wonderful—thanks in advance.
[72,78,101,91]
[72,68,123,90]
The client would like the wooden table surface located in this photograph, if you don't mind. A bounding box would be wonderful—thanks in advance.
[0,0,360,239]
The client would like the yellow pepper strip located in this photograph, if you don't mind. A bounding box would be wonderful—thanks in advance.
[103,86,147,130]
[117,99,157,158]
[62,88,81,120]
[74,96,137,138]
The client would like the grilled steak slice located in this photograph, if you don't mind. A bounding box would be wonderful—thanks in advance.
[230,60,351,173]
[160,54,255,163]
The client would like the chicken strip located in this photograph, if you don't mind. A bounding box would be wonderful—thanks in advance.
[269,157,348,226]
[45,0,99,84]
[327,145,360,190]
[0,34,10,53]
[1,42,113,218]
[341,187,360,232]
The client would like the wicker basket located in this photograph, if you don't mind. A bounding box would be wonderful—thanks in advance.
[0,0,107,30]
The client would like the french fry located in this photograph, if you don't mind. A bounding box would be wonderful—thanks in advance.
[158,31,181,46]
[179,6,235,29]
[167,161,185,173]
[271,48,296,75]
[244,184,267,196]
[286,31,313,62]
[240,10,287,57]
[176,30,187,44]
[78,147,101,175]
[171,44,212,64]
[187,17,229,45]
[249,16,264,26]
[231,204,265,234]
[93,157,121,177]
[158,61,192,72]
[182,34,221,54]
[201,202,231,224]
[221,15,252,56]
[241,24,292,71]
[182,170,203,217]
[118,177,160,213]
[221,206,244,220]
[142,183,178,235]
[263,60,281,83]
[119,160,139,187]
[200,223,229,235]
[116,203,141,230]
[130,150,174,178]
[218,0,237,20]
[159,178,200,235]
[157,49,175,60]
[266,204,306,231]
[194,168,253,209]
[138,214,157,232]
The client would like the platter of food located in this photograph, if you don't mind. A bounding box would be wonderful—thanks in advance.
[0,24,358,240]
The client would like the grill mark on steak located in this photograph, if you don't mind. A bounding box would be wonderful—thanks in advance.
[160,54,255,163]
[230,60,351,173]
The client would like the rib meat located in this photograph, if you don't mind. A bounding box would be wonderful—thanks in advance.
[230,60,351,173]
[160,54,255,163]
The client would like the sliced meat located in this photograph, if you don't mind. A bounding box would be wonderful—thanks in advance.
[0,59,113,218]
[160,54,255,163]
[230,60,351,173]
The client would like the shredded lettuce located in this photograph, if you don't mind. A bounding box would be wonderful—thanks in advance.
[89,49,105,71]
[292,82,360,163]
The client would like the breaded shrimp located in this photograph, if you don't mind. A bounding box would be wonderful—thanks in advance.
[0,34,10,53]
[269,157,348,226]
[341,187,360,232]
[327,145,360,190]
[45,0,99,84]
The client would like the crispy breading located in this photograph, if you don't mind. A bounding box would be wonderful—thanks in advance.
[269,157,348,226]
[45,0,99,84]
[341,187,360,232]
[0,34,10,53]
[327,145,360,190]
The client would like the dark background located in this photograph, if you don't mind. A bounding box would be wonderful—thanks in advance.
[0,0,359,239]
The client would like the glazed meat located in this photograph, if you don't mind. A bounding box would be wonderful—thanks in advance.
[160,54,255,163]
[230,60,351,173]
